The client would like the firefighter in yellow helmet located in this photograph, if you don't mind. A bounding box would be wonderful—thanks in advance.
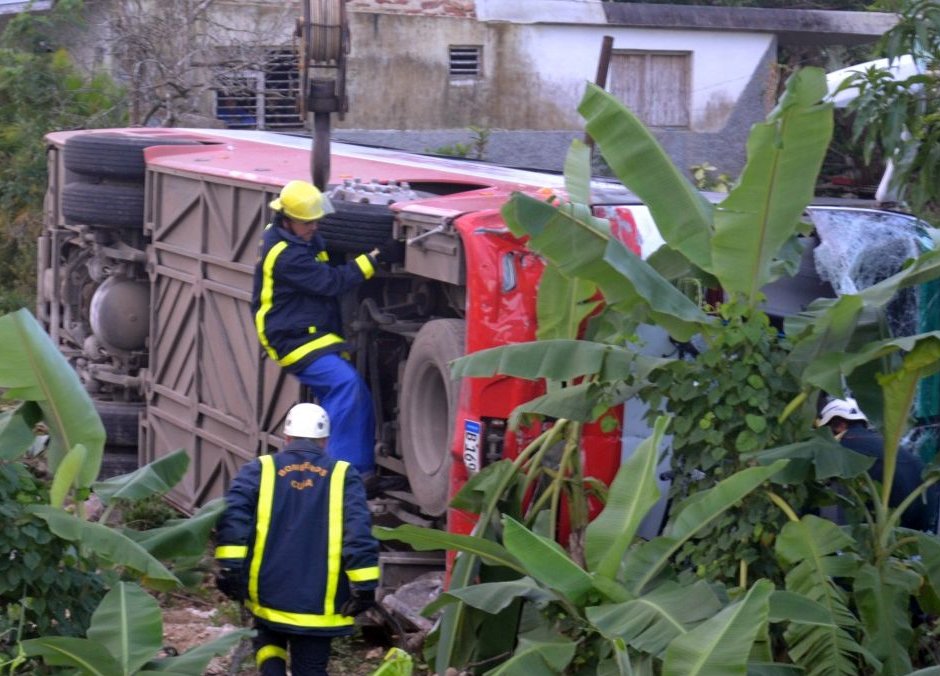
[251,180,400,477]
[215,402,379,675]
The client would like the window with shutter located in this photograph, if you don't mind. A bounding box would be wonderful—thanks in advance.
[609,51,691,129]
[213,48,304,130]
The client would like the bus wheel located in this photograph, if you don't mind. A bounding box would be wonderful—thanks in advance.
[398,318,465,517]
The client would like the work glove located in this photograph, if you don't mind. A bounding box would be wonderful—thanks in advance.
[340,587,376,616]
[216,564,246,602]
[374,238,406,264]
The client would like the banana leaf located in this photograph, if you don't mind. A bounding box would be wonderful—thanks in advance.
[93,448,190,504]
[426,576,556,616]
[451,339,657,383]
[662,579,774,676]
[501,515,595,604]
[585,415,667,578]
[87,582,163,674]
[802,332,940,398]
[373,524,524,574]
[28,505,180,589]
[129,497,225,560]
[741,432,874,482]
[19,637,124,674]
[145,628,252,674]
[0,308,105,485]
[877,338,940,509]
[502,194,709,342]
[587,580,723,657]
[50,443,88,508]
[482,636,578,676]
[711,67,833,305]
[623,460,788,595]
[775,516,870,676]
[564,138,591,205]
[854,562,919,676]
[579,82,714,272]
[536,264,600,342]
[768,591,836,627]
[0,401,42,461]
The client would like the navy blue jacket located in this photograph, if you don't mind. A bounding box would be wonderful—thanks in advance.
[215,438,380,636]
[251,223,375,373]
[840,424,937,531]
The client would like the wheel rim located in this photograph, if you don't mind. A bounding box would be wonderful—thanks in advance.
[410,361,450,476]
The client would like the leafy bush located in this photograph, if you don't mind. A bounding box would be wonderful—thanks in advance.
[0,1,126,313]
[0,462,105,663]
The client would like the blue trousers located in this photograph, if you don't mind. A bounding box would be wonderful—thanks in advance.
[254,623,332,676]
[296,353,375,475]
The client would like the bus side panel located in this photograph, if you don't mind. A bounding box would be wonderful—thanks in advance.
[446,210,629,541]
[142,169,301,511]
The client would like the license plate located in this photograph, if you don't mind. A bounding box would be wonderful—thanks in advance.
[463,420,482,473]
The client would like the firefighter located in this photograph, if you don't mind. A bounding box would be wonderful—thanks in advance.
[251,180,399,476]
[215,402,379,675]
[817,396,937,531]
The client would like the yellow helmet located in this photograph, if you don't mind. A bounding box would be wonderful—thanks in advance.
[269,180,325,222]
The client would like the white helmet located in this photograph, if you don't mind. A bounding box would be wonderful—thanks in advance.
[283,403,330,439]
[816,397,868,427]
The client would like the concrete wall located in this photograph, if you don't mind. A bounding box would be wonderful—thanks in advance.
[341,11,775,136]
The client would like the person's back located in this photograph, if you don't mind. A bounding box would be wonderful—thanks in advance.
[839,423,933,530]
[819,397,936,532]
[215,403,379,675]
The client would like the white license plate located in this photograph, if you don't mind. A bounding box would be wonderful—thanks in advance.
[463,420,482,473]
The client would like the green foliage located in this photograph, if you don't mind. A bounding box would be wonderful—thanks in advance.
[0,2,125,313]
[20,581,250,675]
[690,162,733,193]
[444,63,940,674]
[0,308,105,485]
[842,0,940,220]
[426,125,491,160]
[0,309,238,673]
[378,436,791,674]
[643,300,813,584]
[0,462,105,661]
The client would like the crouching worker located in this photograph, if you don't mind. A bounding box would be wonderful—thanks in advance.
[214,403,380,676]
[817,397,939,532]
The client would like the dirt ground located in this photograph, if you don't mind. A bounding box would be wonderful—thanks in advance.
[160,589,399,675]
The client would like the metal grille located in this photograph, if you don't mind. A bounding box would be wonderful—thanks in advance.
[214,48,303,130]
[449,45,482,77]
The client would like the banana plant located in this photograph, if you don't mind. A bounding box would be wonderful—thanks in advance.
[749,340,940,676]
[19,581,250,675]
[377,419,824,674]
[0,308,105,486]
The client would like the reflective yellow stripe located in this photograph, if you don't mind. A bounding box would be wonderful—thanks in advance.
[325,461,349,616]
[277,333,344,367]
[248,455,275,605]
[347,566,380,582]
[256,644,287,667]
[242,456,357,629]
[249,604,355,628]
[255,240,288,362]
[214,545,247,559]
[355,254,375,279]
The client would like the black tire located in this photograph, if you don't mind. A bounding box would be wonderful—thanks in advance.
[63,182,145,228]
[94,400,143,449]
[318,201,394,253]
[399,319,465,516]
[64,133,200,181]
